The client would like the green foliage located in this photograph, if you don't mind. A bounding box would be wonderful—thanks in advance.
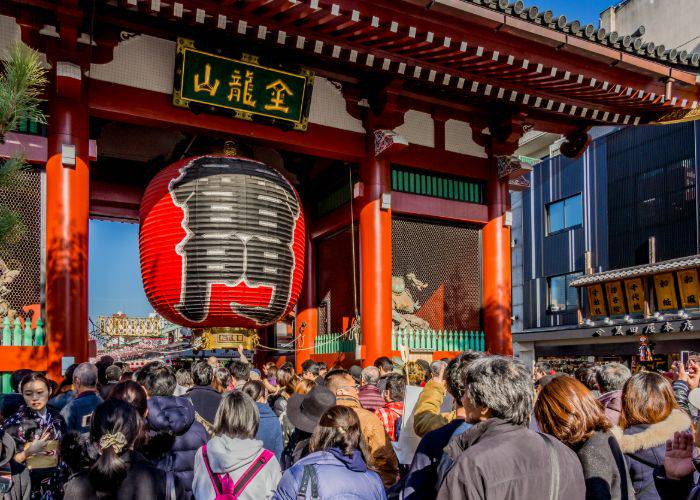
[0,42,46,247]
[0,42,47,143]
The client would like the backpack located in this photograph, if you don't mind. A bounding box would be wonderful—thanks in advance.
[201,444,273,499]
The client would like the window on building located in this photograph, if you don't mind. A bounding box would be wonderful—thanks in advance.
[546,194,582,234]
[548,272,583,312]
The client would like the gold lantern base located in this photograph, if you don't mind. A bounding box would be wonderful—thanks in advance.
[191,327,259,351]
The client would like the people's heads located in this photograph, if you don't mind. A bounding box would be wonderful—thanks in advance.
[207,356,219,367]
[276,365,297,395]
[535,375,611,447]
[107,381,148,418]
[462,356,533,426]
[383,373,406,403]
[88,400,142,493]
[301,360,319,381]
[574,364,600,392]
[213,391,259,439]
[620,371,678,428]
[119,371,133,382]
[228,360,250,385]
[360,366,380,387]
[241,380,268,403]
[445,351,485,406]
[264,363,278,381]
[317,362,328,378]
[73,362,98,392]
[20,372,51,412]
[61,431,97,475]
[325,370,358,399]
[105,365,122,383]
[405,361,426,386]
[175,368,194,389]
[10,369,33,395]
[139,365,176,397]
[374,356,393,377]
[294,379,316,395]
[134,361,164,386]
[191,361,213,387]
[309,405,370,464]
[533,361,552,381]
[596,362,631,394]
[213,366,232,393]
[416,359,431,382]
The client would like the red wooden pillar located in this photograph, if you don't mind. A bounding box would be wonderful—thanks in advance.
[45,62,90,380]
[359,129,406,365]
[295,231,317,372]
[482,160,513,355]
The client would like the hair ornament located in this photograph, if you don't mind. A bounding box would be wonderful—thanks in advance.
[99,432,127,454]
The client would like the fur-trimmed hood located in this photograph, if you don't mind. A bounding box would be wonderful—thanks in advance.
[610,409,690,454]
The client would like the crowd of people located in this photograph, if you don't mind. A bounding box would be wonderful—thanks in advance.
[1,352,700,499]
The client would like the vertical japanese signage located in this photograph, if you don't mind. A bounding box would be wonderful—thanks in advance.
[677,269,700,308]
[173,38,314,130]
[653,272,678,310]
[624,278,645,315]
[604,281,626,316]
[587,284,607,317]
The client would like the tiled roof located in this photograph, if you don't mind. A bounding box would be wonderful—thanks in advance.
[570,254,700,287]
[462,0,699,71]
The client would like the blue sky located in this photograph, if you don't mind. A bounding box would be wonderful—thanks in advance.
[535,0,617,25]
[89,220,152,320]
[87,0,617,321]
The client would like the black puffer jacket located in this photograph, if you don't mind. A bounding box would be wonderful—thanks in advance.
[142,396,207,498]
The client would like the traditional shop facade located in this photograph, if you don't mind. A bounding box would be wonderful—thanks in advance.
[1,0,699,377]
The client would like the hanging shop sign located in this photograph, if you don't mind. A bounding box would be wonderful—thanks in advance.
[623,278,645,315]
[677,269,700,309]
[653,272,678,311]
[604,281,626,316]
[139,155,306,329]
[587,284,607,317]
[173,38,314,131]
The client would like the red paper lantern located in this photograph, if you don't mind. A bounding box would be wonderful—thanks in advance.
[139,155,305,328]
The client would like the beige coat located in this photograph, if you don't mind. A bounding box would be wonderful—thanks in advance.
[336,395,399,487]
[413,380,457,437]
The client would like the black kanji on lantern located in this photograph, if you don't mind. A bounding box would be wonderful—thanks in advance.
[170,156,301,325]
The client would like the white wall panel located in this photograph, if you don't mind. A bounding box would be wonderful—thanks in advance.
[445,119,487,158]
[395,110,434,147]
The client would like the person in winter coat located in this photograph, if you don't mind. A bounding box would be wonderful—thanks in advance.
[242,380,284,461]
[187,362,222,431]
[139,364,208,498]
[402,352,482,500]
[596,362,631,425]
[61,363,103,434]
[272,405,386,500]
[437,356,586,500]
[611,371,691,500]
[535,375,633,500]
[650,430,700,500]
[326,370,399,487]
[193,392,282,499]
[64,399,184,499]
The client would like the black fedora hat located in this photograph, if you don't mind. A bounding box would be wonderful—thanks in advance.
[286,384,336,434]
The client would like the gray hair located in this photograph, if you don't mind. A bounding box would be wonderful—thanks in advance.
[596,362,631,393]
[361,366,379,385]
[213,391,259,439]
[175,368,194,388]
[73,362,98,388]
[430,360,447,378]
[214,366,232,389]
[463,356,533,427]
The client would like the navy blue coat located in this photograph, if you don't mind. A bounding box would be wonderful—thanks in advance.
[143,395,208,498]
[256,402,284,461]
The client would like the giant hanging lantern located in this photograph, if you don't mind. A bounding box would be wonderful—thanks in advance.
[139,155,305,332]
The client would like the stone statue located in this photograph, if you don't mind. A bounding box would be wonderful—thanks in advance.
[392,273,430,330]
[0,257,20,317]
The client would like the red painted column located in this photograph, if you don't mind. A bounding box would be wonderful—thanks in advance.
[45,62,90,380]
[482,161,513,355]
[295,231,317,372]
[359,135,393,365]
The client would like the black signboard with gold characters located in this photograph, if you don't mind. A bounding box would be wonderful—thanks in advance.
[173,38,314,131]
